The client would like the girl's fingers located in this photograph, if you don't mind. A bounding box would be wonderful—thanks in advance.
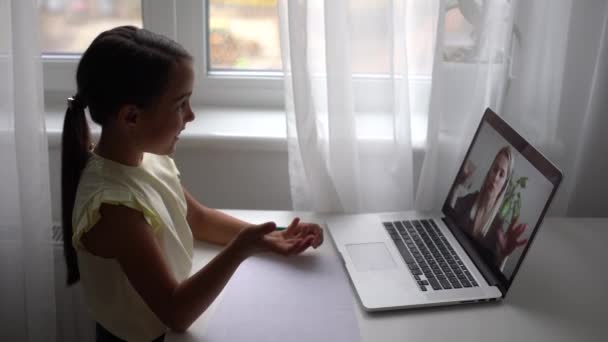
[309,225,323,247]
[281,239,302,256]
[292,236,314,255]
[288,217,300,230]
[313,233,323,248]
[284,217,301,238]
[254,221,277,236]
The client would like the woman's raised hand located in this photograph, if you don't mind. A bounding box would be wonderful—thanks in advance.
[497,217,528,258]
[456,160,476,186]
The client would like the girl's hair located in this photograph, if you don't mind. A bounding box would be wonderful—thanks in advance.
[61,26,191,285]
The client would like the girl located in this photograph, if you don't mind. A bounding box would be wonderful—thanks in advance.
[61,26,323,342]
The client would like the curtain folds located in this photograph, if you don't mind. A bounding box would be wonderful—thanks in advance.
[0,1,56,341]
[279,0,438,213]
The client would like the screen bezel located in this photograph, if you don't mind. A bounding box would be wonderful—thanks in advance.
[442,108,562,295]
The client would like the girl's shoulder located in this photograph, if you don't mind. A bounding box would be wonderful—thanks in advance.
[74,152,182,218]
[75,154,147,210]
[72,159,164,250]
[82,152,179,182]
[144,153,181,177]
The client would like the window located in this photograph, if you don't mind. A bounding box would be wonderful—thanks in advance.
[39,1,446,110]
[41,0,284,108]
[177,0,284,107]
[207,0,282,72]
[40,0,144,106]
[40,0,142,54]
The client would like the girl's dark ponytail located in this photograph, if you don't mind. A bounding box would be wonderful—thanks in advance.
[61,95,91,285]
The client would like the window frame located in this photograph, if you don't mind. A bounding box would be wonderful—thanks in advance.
[41,0,285,109]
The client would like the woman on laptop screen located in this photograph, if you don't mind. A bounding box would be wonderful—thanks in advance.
[449,146,529,270]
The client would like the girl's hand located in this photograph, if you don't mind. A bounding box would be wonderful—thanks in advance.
[263,217,324,256]
[230,222,278,258]
[230,218,323,258]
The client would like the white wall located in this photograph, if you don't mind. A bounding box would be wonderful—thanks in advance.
[559,0,608,217]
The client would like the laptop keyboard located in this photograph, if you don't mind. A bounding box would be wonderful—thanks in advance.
[383,219,479,292]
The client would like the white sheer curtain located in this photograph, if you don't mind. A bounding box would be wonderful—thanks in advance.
[280,0,608,217]
[279,0,438,213]
[416,0,520,211]
[0,0,56,341]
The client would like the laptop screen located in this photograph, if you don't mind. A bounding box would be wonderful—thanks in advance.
[443,109,562,292]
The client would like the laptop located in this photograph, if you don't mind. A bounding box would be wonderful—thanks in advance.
[326,108,562,311]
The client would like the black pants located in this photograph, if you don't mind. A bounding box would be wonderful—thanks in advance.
[96,322,165,342]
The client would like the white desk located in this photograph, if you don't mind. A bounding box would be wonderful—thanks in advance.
[167,210,608,342]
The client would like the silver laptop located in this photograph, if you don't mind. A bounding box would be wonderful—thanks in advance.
[327,108,562,311]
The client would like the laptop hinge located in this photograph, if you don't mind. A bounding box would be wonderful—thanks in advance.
[442,216,506,296]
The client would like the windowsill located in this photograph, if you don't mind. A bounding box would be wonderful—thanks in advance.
[45,106,289,151]
[45,107,427,152]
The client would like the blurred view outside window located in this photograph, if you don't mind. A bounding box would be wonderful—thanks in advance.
[443,0,512,63]
[444,0,480,62]
[39,0,142,54]
[350,0,437,76]
[208,0,282,71]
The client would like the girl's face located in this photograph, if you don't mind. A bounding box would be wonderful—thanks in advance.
[135,59,195,155]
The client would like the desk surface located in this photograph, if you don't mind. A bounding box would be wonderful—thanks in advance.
[167,210,608,342]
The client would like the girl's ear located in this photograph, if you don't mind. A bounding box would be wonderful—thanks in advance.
[116,104,140,128]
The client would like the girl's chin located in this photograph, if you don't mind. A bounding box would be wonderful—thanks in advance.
[170,139,179,151]
[147,138,179,155]
[149,145,177,156]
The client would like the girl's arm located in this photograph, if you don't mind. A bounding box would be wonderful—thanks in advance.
[183,186,251,245]
[183,186,324,252]
[81,203,276,332]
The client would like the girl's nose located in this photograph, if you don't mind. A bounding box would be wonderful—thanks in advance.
[186,108,195,122]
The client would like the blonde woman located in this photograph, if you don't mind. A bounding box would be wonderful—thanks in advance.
[450,146,528,269]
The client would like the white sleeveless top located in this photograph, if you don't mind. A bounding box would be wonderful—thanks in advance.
[72,152,193,341]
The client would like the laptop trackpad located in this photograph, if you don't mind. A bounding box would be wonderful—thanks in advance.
[346,243,397,272]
